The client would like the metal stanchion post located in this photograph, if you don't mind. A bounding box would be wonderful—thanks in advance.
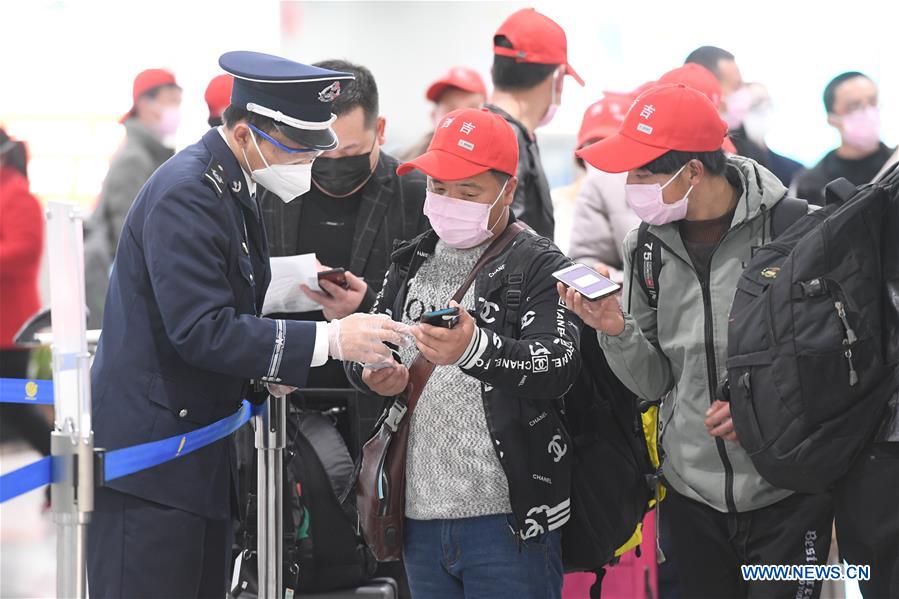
[254,393,286,599]
[46,202,94,599]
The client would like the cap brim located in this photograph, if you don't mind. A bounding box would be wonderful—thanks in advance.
[278,125,338,152]
[425,82,449,102]
[565,63,585,87]
[576,133,668,173]
[397,149,491,180]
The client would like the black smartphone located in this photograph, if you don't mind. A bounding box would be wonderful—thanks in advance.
[420,307,460,329]
[317,267,349,289]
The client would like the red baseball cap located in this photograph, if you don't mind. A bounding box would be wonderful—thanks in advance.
[397,107,519,180]
[122,68,179,123]
[426,67,487,103]
[657,63,722,108]
[577,92,636,148]
[493,8,584,86]
[577,83,728,173]
[205,74,234,121]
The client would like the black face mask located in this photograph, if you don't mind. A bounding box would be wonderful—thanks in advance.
[312,146,376,197]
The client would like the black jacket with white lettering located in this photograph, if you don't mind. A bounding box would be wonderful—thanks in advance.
[346,217,582,539]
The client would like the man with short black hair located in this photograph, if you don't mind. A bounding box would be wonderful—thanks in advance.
[259,59,428,392]
[794,71,894,205]
[685,45,771,170]
[486,8,583,240]
[562,83,833,599]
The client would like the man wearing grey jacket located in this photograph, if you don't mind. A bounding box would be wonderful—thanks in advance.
[84,69,181,327]
[560,83,833,599]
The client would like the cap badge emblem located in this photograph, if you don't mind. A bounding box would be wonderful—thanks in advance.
[318,81,341,103]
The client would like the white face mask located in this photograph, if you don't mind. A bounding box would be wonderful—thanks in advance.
[244,130,312,203]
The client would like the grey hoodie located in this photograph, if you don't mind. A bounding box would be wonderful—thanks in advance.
[600,156,799,513]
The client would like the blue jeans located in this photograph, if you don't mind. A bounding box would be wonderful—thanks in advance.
[403,514,563,599]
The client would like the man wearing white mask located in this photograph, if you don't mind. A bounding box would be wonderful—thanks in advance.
[85,68,182,327]
[485,7,584,240]
[794,71,895,205]
[685,46,773,172]
[741,82,805,188]
[87,52,410,599]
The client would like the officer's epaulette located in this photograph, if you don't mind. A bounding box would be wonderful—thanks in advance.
[202,161,227,198]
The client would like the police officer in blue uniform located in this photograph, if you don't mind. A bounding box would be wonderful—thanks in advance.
[87,51,408,599]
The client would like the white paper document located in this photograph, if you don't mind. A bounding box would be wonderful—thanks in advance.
[261,253,322,315]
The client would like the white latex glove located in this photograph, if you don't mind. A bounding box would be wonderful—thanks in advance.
[327,313,413,364]
[265,383,297,398]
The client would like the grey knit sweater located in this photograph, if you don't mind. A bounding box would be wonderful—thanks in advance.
[398,240,512,520]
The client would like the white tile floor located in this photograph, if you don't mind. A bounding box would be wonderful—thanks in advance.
[1,442,56,599]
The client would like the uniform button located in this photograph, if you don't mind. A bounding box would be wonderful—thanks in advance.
[249,274,254,282]
[179,409,188,418]
[242,242,249,255]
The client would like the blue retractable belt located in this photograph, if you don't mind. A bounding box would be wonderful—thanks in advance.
[0,378,54,405]
[0,391,260,503]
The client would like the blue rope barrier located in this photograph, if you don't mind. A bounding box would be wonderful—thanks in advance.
[0,378,54,405]
[104,400,258,482]
[0,456,53,503]
[0,400,261,503]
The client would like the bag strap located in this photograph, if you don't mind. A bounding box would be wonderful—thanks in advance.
[404,222,528,413]
[823,178,858,207]
[633,222,662,309]
[770,196,809,239]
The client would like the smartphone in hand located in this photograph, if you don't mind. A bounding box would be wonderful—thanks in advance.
[420,307,460,329]
[317,267,349,290]
[553,263,621,301]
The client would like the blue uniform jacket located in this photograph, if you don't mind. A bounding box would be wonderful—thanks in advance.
[91,129,316,519]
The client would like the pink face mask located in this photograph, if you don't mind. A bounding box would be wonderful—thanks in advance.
[424,180,508,249]
[625,164,693,226]
[723,87,753,130]
[841,106,881,151]
[152,106,181,139]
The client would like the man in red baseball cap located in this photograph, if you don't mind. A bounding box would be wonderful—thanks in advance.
[561,83,832,599]
[85,67,183,328]
[347,107,581,599]
[486,7,583,241]
[399,66,487,162]
[205,74,233,128]
[565,91,641,278]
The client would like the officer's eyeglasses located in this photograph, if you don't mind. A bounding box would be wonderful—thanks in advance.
[249,124,323,163]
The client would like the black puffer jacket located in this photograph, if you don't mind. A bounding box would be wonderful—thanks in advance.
[346,219,582,539]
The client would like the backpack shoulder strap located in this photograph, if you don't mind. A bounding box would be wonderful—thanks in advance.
[823,177,858,207]
[770,196,809,239]
[633,222,661,309]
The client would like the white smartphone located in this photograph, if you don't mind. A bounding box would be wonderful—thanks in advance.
[552,263,621,301]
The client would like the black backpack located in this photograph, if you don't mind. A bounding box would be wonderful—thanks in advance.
[232,406,377,597]
[559,326,660,595]
[726,171,899,493]
[497,262,659,596]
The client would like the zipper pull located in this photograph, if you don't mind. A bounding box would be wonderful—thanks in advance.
[835,301,858,345]
[844,348,859,387]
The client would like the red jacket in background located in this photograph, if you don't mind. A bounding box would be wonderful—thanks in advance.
[0,165,44,348]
